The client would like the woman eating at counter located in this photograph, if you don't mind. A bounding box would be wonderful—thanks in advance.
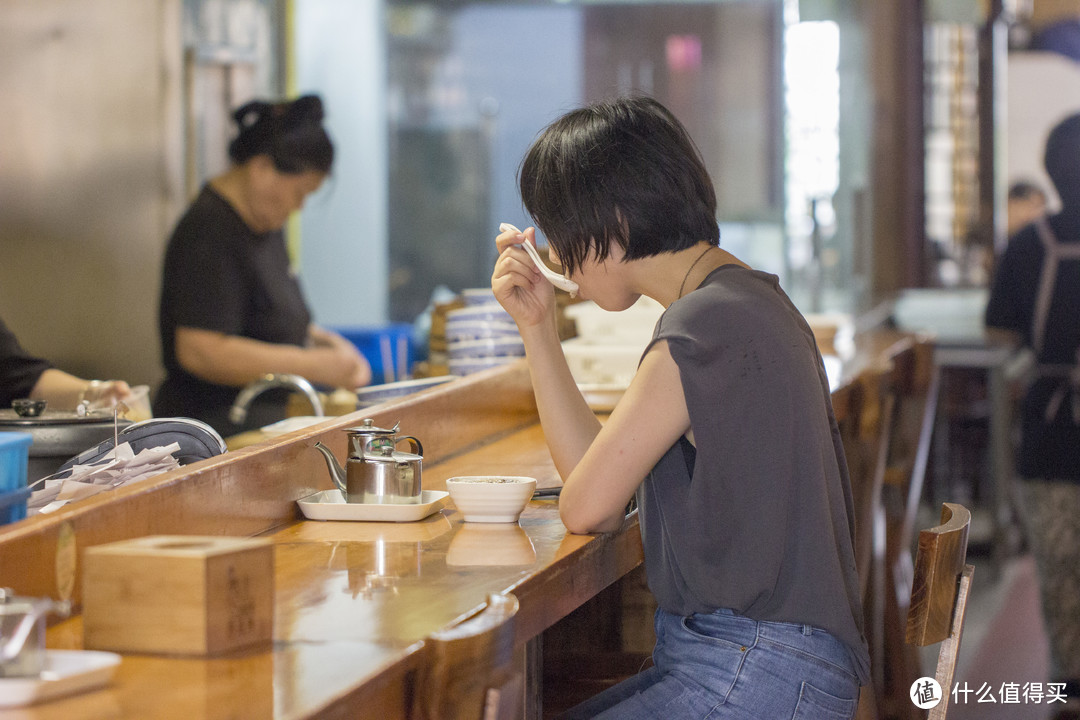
[155,95,370,435]
[491,96,869,719]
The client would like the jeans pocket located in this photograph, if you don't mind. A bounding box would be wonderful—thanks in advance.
[791,681,857,720]
[660,615,750,704]
[680,615,754,652]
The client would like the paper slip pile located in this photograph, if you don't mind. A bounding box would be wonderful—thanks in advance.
[28,442,182,515]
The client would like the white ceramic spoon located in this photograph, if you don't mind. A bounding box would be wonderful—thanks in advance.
[499,223,579,297]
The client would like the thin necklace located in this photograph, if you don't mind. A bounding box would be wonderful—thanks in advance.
[678,246,715,299]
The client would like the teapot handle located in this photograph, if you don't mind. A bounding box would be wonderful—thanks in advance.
[395,435,423,457]
[357,435,423,458]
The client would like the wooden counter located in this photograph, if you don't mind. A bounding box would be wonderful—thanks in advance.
[0,328,921,719]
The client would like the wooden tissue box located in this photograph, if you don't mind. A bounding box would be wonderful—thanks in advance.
[82,535,274,655]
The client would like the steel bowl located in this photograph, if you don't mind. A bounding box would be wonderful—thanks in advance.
[11,399,47,418]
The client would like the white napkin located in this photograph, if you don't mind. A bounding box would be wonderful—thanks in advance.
[28,441,181,515]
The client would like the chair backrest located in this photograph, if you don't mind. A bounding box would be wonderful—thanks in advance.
[906,502,974,719]
[836,365,895,598]
[416,592,522,720]
[836,365,896,710]
[872,339,942,719]
[884,338,940,552]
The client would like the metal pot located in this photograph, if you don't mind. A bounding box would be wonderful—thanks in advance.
[0,410,131,482]
[313,419,424,504]
[0,588,69,678]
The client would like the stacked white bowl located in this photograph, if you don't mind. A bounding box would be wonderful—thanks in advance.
[445,291,525,375]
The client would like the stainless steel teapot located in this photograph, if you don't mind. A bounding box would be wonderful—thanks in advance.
[0,589,70,678]
[313,419,423,504]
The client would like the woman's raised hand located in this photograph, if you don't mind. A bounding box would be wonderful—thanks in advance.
[492,225,555,329]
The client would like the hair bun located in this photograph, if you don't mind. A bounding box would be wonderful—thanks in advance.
[232,100,273,130]
[280,95,325,128]
[227,94,333,172]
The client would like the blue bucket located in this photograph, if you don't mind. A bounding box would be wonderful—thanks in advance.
[0,432,33,524]
[331,324,416,385]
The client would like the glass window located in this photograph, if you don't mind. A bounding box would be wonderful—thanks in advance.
[384,0,794,321]
[295,0,874,321]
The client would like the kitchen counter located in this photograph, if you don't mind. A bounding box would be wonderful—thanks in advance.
[0,328,921,719]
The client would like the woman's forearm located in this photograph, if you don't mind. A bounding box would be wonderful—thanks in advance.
[30,369,92,409]
[30,369,131,411]
[175,327,368,389]
[518,318,602,480]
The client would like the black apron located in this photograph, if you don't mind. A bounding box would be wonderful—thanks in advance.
[1031,219,1080,425]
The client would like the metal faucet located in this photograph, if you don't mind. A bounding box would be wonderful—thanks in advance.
[229,373,324,426]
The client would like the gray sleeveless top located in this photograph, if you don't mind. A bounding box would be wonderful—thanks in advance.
[636,264,871,684]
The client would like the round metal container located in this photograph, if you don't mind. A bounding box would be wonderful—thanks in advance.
[0,410,132,481]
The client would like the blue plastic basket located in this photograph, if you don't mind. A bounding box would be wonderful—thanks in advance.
[331,324,416,385]
[0,432,33,525]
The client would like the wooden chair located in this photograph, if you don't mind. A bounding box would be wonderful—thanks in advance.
[415,592,522,720]
[836,365,896,718]
[881,338,941,719]
[905,502,974,720]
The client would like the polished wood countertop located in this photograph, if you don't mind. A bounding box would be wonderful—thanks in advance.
[0,327,921,719]
[20,423,642,719]
[0,362,640,719]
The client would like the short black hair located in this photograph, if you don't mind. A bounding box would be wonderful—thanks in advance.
[1007,180,1046,202]
[519,95,718,275]
[1044,113,1080,199]
[228,95,334,175]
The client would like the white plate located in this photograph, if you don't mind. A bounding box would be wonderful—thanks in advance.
[354,376,459,408]
[297,489,449,522]
[260,416,328,436]
[0,649,121,708]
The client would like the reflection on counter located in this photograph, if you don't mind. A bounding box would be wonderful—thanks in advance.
[281,514,457,600]
[446,524,537,567]
[346,539,421,599]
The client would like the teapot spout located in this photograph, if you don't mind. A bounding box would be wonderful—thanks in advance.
[313,442,348,496]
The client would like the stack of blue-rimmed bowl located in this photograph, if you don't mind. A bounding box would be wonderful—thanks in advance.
[445,293,524,375]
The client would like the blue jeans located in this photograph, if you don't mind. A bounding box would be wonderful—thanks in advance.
[559,608,860,720]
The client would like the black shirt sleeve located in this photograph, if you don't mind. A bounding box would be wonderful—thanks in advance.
[0,315,53,406]
[162,192,251,337]
[985,227,1042,344]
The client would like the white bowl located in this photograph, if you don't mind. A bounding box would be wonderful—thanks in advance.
[445,320,520,343]
[446,306,514,324]
[461,288,498,306]
[448,337,525,359]
[564,297,663,344]
[447,356,519,376]
[561,339,643,386]
[445,476,537,523]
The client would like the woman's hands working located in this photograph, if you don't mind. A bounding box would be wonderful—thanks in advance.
[175,324,371,391]
[307,325,372,389]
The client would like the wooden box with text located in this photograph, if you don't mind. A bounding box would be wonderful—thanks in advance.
[82,535,274,655]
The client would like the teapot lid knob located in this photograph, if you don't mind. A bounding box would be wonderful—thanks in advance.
[347,418,399,435]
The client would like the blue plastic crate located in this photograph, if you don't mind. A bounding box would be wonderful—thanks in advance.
[0,431,33,525]
[331,324,417,385]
